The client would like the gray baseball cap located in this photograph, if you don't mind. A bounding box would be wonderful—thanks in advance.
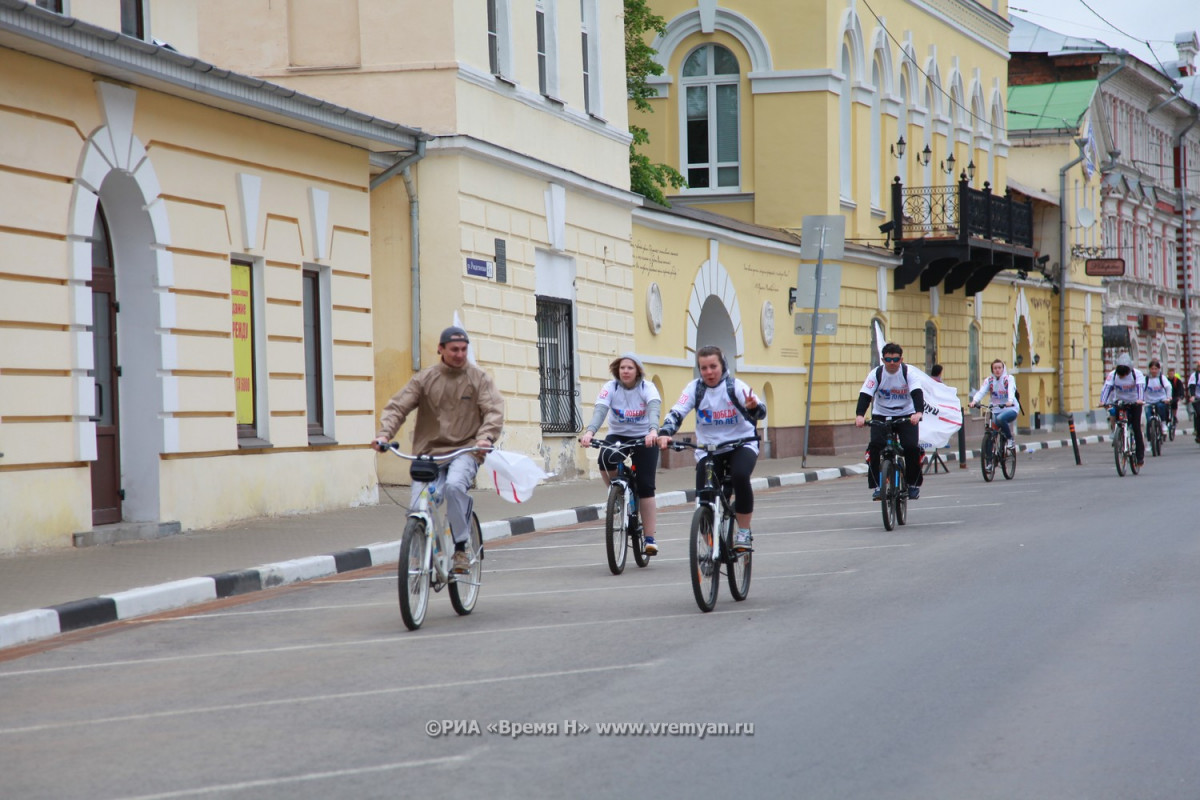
[439,326,470,345]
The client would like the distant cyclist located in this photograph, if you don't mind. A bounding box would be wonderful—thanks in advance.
[579,353,662,555]
[1168,368,1185,428]
[1143,359,1171,438]
[657,345,766,552]
[855,342,924,501]
[1100,353,1145,466]
[1189,363,1200,442]
[968,359,1019,449]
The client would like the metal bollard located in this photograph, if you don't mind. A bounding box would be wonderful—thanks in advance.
[958,407,967,468]
[1068,413,1081,465]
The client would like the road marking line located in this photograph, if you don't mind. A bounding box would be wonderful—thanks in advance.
[108,752,483,800]
[0,664,658,737]
[0,610,766,678]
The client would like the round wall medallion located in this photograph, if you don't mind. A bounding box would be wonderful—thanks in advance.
[761,300,775,346]
[646,282,663,335]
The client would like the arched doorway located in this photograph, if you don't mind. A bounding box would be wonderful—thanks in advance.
[695,295,737,377]
[89,205,121,525]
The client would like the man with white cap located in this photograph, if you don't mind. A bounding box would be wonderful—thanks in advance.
[374,327,504,573]
[1100,352,1145,466]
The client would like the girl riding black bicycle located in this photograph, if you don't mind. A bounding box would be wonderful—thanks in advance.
[657,346,766,553]
[579,353,662,554]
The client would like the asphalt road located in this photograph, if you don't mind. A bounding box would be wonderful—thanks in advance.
[2,441,1199,799]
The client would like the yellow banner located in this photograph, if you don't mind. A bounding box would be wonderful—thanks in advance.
[231,263,254,425]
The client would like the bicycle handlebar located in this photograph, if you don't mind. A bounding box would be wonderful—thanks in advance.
[668,435,759,453]
[867,417,913,427]
[381,443,491,461]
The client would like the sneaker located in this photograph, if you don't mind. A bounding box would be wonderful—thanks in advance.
[872,488,881,501]
[643,536,658,556]
[908,486,920,500]
[451,550,470,574]
[733,529,753,552]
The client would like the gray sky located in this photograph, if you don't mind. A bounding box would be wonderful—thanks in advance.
[1010,0,1199,70]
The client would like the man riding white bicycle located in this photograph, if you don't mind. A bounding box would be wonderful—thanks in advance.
[373,327,504,574]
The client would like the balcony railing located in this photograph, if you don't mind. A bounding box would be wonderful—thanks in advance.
[892,177,1033,248]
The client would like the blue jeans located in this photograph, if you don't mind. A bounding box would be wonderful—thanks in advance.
[993,407,1017,441]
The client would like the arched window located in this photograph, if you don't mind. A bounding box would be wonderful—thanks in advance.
[681,44,740,190]
[870,58,883,208]
[840,44,853,199]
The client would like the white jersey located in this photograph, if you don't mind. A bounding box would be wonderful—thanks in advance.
[972,373,1021,414]
[1143,373,1171,403]
[593,379,660,437]
[859,365,923,417]
[1100,368,1145,404]
[664,377,760,459]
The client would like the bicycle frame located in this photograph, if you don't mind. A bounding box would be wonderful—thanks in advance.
[588,439,649,573]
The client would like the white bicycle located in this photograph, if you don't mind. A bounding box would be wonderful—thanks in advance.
[383,443,487,631]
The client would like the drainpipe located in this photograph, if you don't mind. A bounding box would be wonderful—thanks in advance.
[370,139,427,371]
[1177,113,1198,370]
[1058,138,1087,418]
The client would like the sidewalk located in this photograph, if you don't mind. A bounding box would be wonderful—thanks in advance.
[0,423,1136,650]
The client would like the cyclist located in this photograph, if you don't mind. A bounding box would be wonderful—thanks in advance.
[657,345,766,552]
[855,342,924,501]
[373,327,504,574]
[579,353,662,555]
[1168,368,1185,428]
[968,359,1019,449]
[1189,363,1200,442]
[1143,359,1171,438]
[1100,353,1145,466]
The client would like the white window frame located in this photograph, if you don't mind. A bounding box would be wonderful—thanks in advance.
[580,0,602,117]
[487,0,514,81]
[536,0,561,101]
[678,43,741,193]
[302,264,336,444]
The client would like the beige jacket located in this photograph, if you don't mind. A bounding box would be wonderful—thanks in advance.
[377,360,504,456]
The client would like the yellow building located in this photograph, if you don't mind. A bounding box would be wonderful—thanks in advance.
[189,0,641,481]
[0,2,422,550]
[630,0,1100,452]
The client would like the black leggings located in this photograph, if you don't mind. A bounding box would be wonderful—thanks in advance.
[696,446,758,515]
[867,418,923,489]
[598,435,658,498]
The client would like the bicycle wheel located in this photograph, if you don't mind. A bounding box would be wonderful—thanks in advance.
[1001,439,1017,480]
[895,460,908,526]
[1147,422,1162,457]
[631,506,650,568]
[1169,418,1176,441]
[980,432,996,482]
[448,513,483,616]
[1113,424,1127,476]
[604,483,628,575]
[880,456,896,531]
[689,505,720,612]
[725,510,752,601]
[398,518,431,631]
[1128,429,1141,474]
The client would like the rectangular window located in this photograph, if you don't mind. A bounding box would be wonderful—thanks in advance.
[535,296,578,433]
[231,261,258,440]
[487,0,500,75]
[536,3,548,96]
[35,0,65,12]
[579,0,600,116]
[581,30,590,112]
[302,269,324,438]
[120,0,147,39]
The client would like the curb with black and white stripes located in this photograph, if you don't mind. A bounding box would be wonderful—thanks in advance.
[0,429,1159,651]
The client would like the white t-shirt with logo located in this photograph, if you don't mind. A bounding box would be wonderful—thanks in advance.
[1100,369,1145,404]
[594,379,661,437]
[859,365,923,417]
[666,378,760,459]
[1144,373,1171,403]
[972,373,1021,414]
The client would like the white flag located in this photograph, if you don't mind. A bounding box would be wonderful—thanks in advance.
[916,371,963,449]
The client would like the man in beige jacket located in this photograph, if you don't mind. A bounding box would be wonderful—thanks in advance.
[374,327,504,572]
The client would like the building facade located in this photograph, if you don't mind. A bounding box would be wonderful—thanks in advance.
[0,2,422,550]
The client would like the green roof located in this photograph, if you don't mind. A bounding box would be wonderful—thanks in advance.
[1007,80,1097,131]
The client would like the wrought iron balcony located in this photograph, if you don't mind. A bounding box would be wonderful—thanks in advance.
[889,176,1035,295]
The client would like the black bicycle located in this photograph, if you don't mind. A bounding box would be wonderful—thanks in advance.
[1108,402,1140,477]
[587,440,650,575]
[869,418,909,531]
[669,437,758,612]
[1144,403,1165,457]
[979,404,1017,482]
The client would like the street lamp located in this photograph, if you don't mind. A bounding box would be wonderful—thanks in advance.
[940,152,956,175]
